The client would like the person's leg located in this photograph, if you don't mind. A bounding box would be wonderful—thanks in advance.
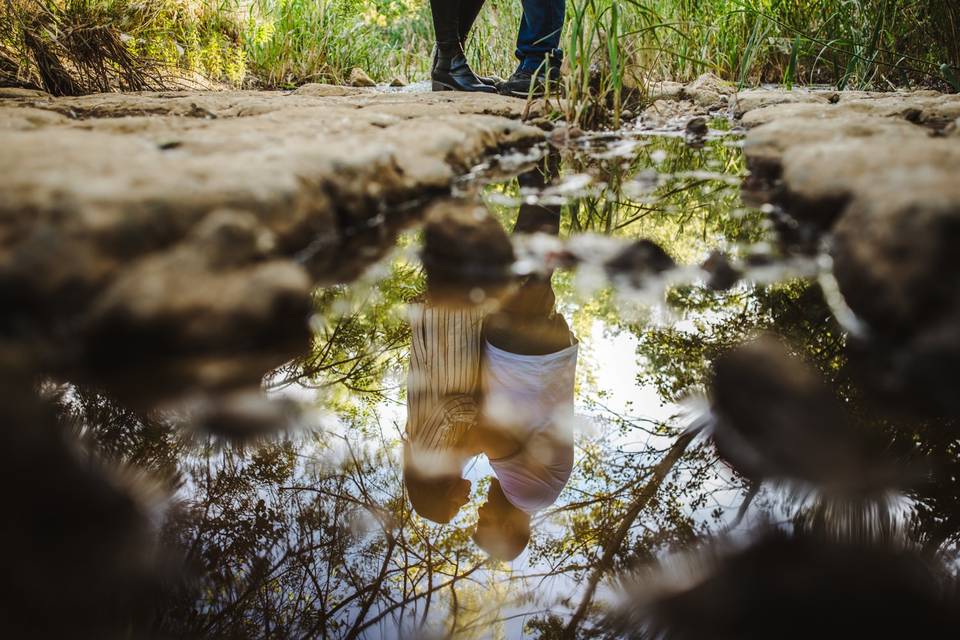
[483,278,571,355]
[512,153,561,235]
[483,155,571,356]
[429,0,460,48]
[514,0,565,74]
[458,0,486,47]
[453,0,499,86]
[429,0,497,92]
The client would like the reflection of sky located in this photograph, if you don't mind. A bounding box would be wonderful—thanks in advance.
[261,250,759,635]
[256,133,770,635]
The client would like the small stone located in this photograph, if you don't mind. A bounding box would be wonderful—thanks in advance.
[685,116,709,137]
[682,73,735,109]
[701,250,740,291]
[604,239,675,287]
[389,76,406,87]
[348,67,376,87]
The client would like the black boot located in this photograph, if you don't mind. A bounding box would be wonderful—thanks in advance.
[432,45,498,88]
[432,43,497,93]
[500,65,561,98]
[457,0,499,87]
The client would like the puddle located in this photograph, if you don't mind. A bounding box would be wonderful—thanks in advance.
[52,123,960,637]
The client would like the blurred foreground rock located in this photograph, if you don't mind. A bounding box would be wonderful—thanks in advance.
[0,374,172,637]
[710,336,886,491]
[0,88,542,408]
[734,87,960,416]
[615,531,960,640]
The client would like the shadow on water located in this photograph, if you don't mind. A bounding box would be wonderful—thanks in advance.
[6,123,960,638]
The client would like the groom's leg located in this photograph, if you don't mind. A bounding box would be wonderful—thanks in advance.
[515,0,566,73]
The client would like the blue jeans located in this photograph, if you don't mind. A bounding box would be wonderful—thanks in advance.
[515,0,565,73]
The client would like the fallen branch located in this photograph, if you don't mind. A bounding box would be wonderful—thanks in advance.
[562,430,697,639]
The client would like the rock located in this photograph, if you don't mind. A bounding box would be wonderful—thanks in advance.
[604,239,675,288]
[741,101,843,128]
[638,99,707,130]
[825,148,960,416]
[731,88,834,119]
[774,135,958,229]
[891,307,960,415]
[389,76,407,88]
[736,90,960,128]
[0,380,173,637]
[0,90,544,405]
[710,336,879,488]
[0,87,51,99]
[646,80,684,102]
[83,237,312,355]
[348,67,377,87]
[547,124,583,146]
[684,116,709,146]
[0,106,72,130]
[830,159,960,337]
[838,93,960,129]
[616,531,960,640]
[682,73,735,110]
[701,250,741,291]
[742,114,928,205]
[292,83,364,97]
[421,201,514,301]
[685,116,709,136]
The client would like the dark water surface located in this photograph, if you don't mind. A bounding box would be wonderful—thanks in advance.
[55,122,960,638]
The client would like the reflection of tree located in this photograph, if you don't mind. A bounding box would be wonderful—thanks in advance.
[157,425,512,638]
[271,253,423,416]
[53,384,185,486]
[632,280,849,402]
[562,136,761,263]
[43,130,960,638]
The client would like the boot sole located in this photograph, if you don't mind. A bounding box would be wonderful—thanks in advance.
[433,80,498,94]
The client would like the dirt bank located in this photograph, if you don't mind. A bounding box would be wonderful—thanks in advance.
[0,86,543,404]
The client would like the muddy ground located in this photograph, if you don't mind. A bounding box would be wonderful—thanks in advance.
[1,79,958,413]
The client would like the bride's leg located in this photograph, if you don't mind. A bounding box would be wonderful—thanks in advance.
[458,0,486,47]
[429,0,461,48]
[456,0,500,86]
[430,0,497,92]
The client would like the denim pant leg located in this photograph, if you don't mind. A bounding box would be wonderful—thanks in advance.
[515,0,565,72]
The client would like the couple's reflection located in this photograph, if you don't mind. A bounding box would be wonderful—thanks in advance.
[403,155,578,561]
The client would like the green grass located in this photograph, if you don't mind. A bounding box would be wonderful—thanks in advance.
[3,0,957,99]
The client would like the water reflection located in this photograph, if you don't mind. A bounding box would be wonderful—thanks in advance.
[9,127,960,638]
[406,156,578,563]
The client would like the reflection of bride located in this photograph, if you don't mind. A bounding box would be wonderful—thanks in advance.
[403,157,579,561]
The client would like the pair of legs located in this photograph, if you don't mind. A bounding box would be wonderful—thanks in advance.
[485,154,571,356]
[428,0,566,95]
